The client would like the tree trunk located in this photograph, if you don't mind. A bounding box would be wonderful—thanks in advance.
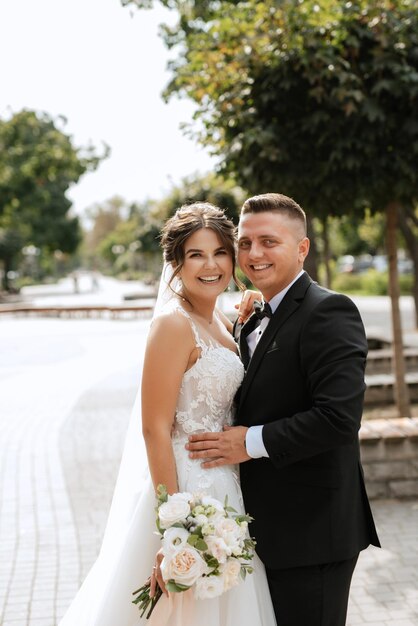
[322,216,332,289]
[412,264,418,330]
[2,258,11,291]
[398,205,418,329]
[304,215,318,281]
[386,202,411,417]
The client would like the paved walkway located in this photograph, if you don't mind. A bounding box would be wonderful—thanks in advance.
[0,318,145,626]
[0,310,417,625]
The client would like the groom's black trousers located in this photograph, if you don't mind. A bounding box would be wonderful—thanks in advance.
[265,554,359,626]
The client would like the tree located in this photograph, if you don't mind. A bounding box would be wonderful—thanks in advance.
[399,205,418,327]
[96,216,160,274]
[83,196,126,263]
[152,172,245,224]
[125,0,418,417]
[84,196,163,276]
[0,109,107,290]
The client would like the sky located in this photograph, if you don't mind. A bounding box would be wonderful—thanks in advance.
[0,0,215,223]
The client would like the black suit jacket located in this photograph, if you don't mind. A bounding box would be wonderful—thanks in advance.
[235,273,380,570]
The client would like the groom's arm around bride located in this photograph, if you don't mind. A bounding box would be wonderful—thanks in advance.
[187,192,380,626]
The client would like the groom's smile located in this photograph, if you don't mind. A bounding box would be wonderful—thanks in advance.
[250,263,273,271]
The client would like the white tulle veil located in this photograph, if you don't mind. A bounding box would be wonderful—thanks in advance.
[99,262,178,555]
[59,262,179,625]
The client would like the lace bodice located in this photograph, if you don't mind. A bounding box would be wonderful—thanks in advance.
[172,305,245,442]
[167,303,245,493]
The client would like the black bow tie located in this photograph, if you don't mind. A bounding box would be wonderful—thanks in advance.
[253,300,272,320]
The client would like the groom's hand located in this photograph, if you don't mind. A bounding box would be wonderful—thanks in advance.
[186,426,251,468]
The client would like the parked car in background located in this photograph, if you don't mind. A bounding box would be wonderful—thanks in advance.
[371,254,413,274]
[336,254,413,274]
[371,255,387,273]
[397,257,413,274]
[336,254,374,274]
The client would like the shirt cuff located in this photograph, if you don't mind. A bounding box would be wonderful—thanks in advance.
[245,425,269,459]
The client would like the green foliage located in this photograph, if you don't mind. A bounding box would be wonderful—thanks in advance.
[204,554,220,570]
[332,269,412,295]
[156,483,168,504]
[165,581,191,593]
[83,197,161,276]
[97,219,142,263]
[326,211,386,257]
[0,109,107,289]
[84,196,126,251]
[124,0,418,218]
[153,172,245,224]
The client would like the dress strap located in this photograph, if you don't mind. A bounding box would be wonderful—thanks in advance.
[175,306,206,350]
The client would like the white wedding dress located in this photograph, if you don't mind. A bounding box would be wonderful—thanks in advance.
[59,302,276,626]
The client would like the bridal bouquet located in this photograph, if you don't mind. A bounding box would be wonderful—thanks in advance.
[132,485,255,618]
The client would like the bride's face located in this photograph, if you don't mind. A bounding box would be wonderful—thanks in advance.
[178,227,233,300]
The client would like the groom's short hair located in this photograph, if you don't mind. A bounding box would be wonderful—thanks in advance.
[241,193,307,235]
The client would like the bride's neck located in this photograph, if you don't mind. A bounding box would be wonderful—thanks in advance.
[179,295,216,324]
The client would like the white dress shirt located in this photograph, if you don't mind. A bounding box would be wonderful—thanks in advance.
[245,270,305,459]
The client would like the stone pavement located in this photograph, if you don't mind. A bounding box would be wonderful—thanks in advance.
[1,315,418,626]
[0,318,146,626]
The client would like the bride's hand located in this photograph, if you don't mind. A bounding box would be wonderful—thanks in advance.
[235,289,262,324]
[150,549,168,597]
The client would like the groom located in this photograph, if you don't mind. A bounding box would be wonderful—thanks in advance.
[187,193,380,626]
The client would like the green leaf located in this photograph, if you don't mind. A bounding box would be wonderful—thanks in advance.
[156,484,168,504]
[195,538,208,551]
[204,554,220,569]
[234,514,253,524]
[166,580,191,593]
[187,534,199,546]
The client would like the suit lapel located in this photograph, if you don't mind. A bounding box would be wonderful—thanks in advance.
[238,314,258,369]
[238,273,312,410]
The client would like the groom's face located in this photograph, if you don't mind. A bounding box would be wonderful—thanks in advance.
[237,211,309,301]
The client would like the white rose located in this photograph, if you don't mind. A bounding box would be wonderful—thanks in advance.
[194,574,225,599]
[162,527,190,556]
[161,547,207,587]
[171,491,193,503]
[215,518,242,551]
[221,559,241,591]
[158,496,191,529]
[205,535,229,564]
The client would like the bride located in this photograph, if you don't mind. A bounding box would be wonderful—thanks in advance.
[58,202,276,626]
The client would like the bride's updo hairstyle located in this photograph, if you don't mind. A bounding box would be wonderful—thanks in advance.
[160,202,241,292]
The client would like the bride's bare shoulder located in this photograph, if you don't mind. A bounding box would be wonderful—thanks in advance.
[147,308,193,345]
[142,309,195,390]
